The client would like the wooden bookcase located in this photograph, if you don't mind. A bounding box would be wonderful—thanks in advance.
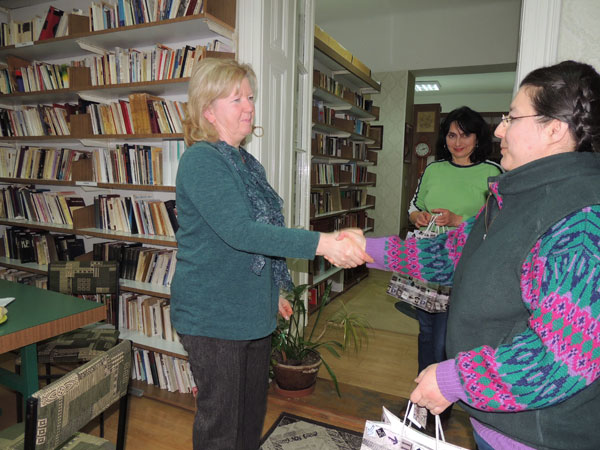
[0,0,236,412]
[308,26,381,313]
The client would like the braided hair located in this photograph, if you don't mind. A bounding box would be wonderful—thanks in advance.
[520,60,600,153]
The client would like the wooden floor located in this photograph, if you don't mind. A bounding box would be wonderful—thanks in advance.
[0,269,476,449]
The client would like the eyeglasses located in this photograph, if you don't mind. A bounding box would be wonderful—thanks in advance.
[500,113,543,126]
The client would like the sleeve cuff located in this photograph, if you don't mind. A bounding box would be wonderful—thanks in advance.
[365,237,389,270]
[436,359,467,403]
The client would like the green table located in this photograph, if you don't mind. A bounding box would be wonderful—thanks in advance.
[0,279,106,402]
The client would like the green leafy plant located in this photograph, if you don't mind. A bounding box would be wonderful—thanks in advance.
[271,282,371,396]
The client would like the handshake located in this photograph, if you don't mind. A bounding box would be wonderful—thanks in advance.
[316,228,373,269]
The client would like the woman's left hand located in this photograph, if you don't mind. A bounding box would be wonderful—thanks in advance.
[409,364,452,415]
[278,297,293,320]
[431,208,462,228]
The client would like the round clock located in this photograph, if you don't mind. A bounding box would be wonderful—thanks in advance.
[415,141,431,158]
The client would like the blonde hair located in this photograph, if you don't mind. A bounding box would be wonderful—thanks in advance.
[183,58,257,147]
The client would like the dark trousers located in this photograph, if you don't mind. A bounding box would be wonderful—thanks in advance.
[416,309,448,372]
[181,334,271,450]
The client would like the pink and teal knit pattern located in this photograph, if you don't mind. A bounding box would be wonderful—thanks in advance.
[382,218,475,285]
[456,207,600,411]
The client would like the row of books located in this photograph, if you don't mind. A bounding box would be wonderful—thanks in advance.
[94,0,205,31]
[94,241,177,287]
[310,187,369,218]
[85,42,224,86]
[9,62,71,94]
[311,162,371,186]
[120,293,177,341]
[93,195,178,237]
[86,96,184,136]
[1,147,88,181]
[0,185,85,226]
[2,227,85,265]
[131,346,195,394]
[310,189,339,216]
[311,133,369,160]
[91,141,184,186]
[0,6,69,47]
[0,141,184,186]
[0,104,72,138]
[0,266,47,287]
[313,101,370,137]
[313,69,368,111]
[0,0,206,48]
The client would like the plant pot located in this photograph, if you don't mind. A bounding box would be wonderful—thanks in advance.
[272,349,322,392]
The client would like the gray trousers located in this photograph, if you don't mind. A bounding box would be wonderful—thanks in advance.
[181,333,271,450]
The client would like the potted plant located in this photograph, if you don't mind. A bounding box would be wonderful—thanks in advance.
[270,282,370,397]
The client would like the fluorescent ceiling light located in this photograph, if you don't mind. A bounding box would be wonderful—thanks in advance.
[415,81,441,92]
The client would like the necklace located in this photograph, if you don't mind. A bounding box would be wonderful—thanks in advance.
[483,193,499,240]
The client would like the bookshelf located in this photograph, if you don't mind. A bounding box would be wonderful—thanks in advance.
[308,26,381,312]
[0,0,236,408]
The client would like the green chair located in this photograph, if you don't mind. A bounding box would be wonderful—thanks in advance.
[39,260,121,365]
[16,261,121,430]
[0,339,131,450]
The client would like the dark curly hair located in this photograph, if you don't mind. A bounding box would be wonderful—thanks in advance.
[520,60,600,153]
[435,106,493,163]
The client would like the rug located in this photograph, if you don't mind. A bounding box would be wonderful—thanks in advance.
[260,412,363,449]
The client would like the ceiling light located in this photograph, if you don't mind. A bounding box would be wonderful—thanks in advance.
[415,81,441,92]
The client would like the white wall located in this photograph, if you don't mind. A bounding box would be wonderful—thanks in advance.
[414,92,513,113]
[557,0,600,71]
[316,0,521,73]
[368,71,409,237]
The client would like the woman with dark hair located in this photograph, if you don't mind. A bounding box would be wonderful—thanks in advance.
[407,106,501,424]
[409,106,501,230]
[347,60,600,449]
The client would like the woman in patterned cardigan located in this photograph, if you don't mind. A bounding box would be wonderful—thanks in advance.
[345,60,600,450]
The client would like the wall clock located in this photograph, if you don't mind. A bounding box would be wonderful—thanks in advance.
[415,141,431,158]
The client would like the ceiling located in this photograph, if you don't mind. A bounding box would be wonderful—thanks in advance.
[315,0,520,97]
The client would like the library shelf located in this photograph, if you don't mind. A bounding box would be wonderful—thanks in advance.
[0,78,190,106]
[309,26,383,309]
[0,0,234,408]
[0,219,177,247]
[313,34,380,95]
[118,328,185,359]
[0,257,172,299]
[0,133,184,142]
[0,178,176,192]
[78,228,178,247]
[0,14,234,62]
[120,278,171,298]
[312,86,377,121]
[311,265,343,286]
[312,122,374,144]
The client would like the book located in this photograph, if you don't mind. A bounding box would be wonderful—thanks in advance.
[39,6,65,41]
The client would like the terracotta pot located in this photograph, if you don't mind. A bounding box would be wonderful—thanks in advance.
[272,350,322,392]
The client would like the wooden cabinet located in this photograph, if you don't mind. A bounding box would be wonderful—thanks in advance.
[0,0,235,411]
[308,26,381,312]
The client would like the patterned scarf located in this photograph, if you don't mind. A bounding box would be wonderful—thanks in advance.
[212,141,293,290]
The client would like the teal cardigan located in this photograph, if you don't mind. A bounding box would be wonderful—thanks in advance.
[170,141,319,340]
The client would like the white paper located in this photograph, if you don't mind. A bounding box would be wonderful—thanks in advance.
[0,297,15,307]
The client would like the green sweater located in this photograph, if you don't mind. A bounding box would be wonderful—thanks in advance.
[171,141,319,340]
[408,160,502,224]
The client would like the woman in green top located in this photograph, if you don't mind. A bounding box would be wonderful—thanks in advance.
[171,58,372,450]
[407,106,501,425]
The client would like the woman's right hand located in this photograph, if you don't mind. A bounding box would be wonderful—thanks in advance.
[316,230,373,268]
[410,211,432,227]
